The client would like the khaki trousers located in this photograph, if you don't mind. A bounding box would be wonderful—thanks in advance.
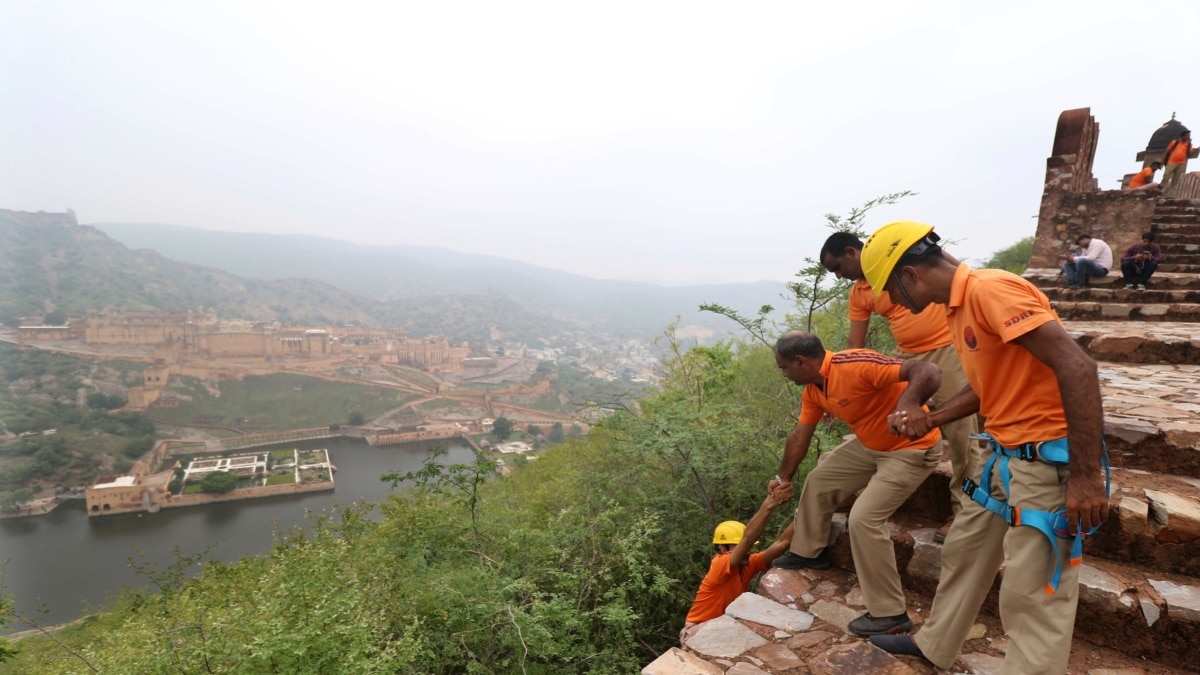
[914,454,1077,673]
[895,344,980,515]
[789,436,941,617]
[1162,162,1186,197]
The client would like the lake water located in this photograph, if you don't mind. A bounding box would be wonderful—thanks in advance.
[0,437,475,633]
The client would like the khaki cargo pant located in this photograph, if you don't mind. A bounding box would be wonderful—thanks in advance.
[914,453,1078,674]
[789,435,941,617]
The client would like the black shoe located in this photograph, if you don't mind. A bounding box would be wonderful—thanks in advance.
[771,550,831,570]
[848,612,914,637]
[869,634,929,661]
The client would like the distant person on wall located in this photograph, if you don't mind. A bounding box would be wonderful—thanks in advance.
[820,232,978,544]
[1120,232,1164,291]
[768,331,943,637]
[680,489,795,645]
[1126,161,1162,189]
[1060,233,1112,289]
[1162,130,1197,198]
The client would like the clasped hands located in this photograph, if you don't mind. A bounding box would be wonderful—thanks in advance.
[888,404,936,439]
[766,477,794,503]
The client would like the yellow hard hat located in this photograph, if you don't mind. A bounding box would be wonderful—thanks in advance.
[712,520,746,545]
[861,221,937,297]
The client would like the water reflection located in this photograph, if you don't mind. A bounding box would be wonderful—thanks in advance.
[1,437,473,632]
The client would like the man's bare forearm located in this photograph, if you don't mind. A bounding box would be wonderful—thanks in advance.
[927,384,981,428]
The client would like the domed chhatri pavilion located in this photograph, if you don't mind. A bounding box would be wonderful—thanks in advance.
[1136,112,1191,167]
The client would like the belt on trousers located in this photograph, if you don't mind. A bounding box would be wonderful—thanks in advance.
[960,433,1111,595]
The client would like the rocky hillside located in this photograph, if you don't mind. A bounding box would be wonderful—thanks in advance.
[0,209,552,341]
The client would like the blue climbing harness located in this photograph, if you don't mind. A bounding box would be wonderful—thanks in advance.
[960,433,1111,595]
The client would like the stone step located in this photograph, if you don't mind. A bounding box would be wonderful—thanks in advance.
[660,533,1197,674]
[1064,320,1200,364]
[667,506,1200,667]
[1024,268,1200,290]
[1158,242,1200,255]
[899,458,1200,574]
[875,518,1200,672]
[1051,299,1200,322]
[1159,262,1200,273]
[1152,214,1200,226]
[1153,230,1200,243]
[1042,287,1200,304]
[1098,362,1200,478]
[1153,198,1200,210]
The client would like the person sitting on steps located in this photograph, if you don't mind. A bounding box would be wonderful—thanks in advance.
[1120,232,1164,291]
[1060,233,1112,290]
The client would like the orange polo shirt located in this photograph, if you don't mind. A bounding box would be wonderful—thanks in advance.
[685,552,769,623]
[798,350,941,451]
[1128,166,1155,188]
[944,264,1067,447]
[1166,139,1193,165]
[849,279,953,354]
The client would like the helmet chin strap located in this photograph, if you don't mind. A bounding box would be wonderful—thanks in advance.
[892,271,920,311]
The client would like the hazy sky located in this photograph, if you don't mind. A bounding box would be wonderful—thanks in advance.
[4,1,1198,285]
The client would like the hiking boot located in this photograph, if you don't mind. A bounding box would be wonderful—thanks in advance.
[848,612,914,637]
[870,634,929,661]
[934,515,955,544]
[771,550,831,570]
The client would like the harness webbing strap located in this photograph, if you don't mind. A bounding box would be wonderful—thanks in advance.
[961,433,1111,595]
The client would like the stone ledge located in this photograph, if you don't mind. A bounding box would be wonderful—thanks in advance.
[667,544,1197,673]
[1063,321,1200,364]
[1051,300,1200,322]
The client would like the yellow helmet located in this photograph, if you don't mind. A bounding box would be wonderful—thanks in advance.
[712,520,746,545]
[861,221,937,297]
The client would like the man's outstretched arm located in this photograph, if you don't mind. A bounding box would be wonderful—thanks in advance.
[728,486,793,568]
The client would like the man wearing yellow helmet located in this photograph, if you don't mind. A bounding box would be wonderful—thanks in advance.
[680,488,795,645]
[860,221,1109,674]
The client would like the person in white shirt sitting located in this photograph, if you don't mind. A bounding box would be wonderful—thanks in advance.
[1060,233,1113,289]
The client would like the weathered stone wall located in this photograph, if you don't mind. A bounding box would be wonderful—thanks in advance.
[1030,189,1159,268]
[165,480,334,509]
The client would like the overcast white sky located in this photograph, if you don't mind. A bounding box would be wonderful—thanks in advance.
[3,1,1198,285]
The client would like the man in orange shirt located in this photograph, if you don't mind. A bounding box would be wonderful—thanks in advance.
[861,221,1109,674]
[1162,129,1196,197]
[768,331,943,636]
[681,488,795,645]
[821,232,977,543]
[1127,161,1162,189]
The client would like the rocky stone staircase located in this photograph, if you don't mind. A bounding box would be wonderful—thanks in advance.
[644,203,1200,674]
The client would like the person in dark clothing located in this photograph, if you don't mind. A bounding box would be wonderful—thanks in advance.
[1120,232,1164,290]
